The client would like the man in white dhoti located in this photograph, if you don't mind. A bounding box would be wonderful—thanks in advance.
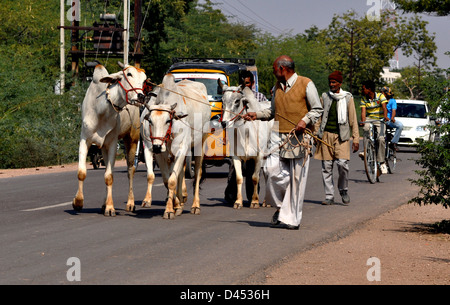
[244,55,323,229]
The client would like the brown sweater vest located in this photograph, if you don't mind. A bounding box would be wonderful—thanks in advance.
[275,76,311,133]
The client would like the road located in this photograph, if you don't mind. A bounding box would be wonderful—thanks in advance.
[0,145,421,285]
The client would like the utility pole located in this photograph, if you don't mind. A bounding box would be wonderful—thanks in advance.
[134,0,143,68]
[123,0,129,66]
[58,0,143,80]
[60,0,65,94]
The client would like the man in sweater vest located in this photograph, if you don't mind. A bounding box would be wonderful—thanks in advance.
[244,55,323,230]
[314,71,359,205]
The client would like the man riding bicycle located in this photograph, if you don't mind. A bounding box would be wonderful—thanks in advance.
[359,80,389,174]
[381,86,403,152]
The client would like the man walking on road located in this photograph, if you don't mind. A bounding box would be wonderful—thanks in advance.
[314,71,359,205]
[244,55,323,230]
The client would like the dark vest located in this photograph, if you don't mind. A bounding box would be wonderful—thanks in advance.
[274,76,311,133]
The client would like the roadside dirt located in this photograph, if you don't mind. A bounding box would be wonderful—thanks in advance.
[263,203,449,285]
[1,161,448,285]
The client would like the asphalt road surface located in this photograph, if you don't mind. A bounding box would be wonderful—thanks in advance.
[0,145,421,285]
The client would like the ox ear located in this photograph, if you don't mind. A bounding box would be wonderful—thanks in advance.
[217,78,227,94]
[100,71,123,84]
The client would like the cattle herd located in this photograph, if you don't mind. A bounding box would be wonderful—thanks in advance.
[73,63,273,219]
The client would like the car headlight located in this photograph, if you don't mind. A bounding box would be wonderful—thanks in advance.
[416,126,426,132]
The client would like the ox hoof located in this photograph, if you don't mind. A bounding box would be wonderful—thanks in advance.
[163,211,175,220]
[261,200,271,208]
[175,208,183,216]
[126,204,135,213]
[72,199,83,211]
[141,201,152,208]
[233,202,243,210]
[102,205,116,217]
[190,207,201,215]
[72,203,83,211]
[250,202,260,209]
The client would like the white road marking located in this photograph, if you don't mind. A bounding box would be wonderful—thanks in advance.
[22,202,73,212]
[21,182,165,212]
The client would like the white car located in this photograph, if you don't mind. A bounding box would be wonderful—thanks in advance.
[395,99,435,145]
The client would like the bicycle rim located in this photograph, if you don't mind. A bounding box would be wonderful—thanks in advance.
[364,140,377,183]
[386,148,397,174]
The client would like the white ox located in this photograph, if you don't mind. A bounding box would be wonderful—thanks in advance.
[220,84,273,209]
[140,74,211,219]
[73,63,147,216]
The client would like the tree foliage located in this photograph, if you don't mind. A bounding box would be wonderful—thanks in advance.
[394,0,450,16]
[0,0,81,168]
[0,0,443,170]
[409,92,450,209]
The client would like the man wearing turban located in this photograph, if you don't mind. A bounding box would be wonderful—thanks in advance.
[314,71,359,205]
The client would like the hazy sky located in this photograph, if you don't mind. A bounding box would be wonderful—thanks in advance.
[202,0,450,69]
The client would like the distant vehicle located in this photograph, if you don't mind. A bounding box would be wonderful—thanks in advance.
[88,143,121,169]
[395,100,435,145]
[88,144,104,169]
[167,58,259,177]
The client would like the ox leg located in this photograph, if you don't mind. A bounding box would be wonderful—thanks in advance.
[233,157,244,209]
[163,172,177,220]
[164,153,186,219]
[190,155,204,215]
[123,135,137,212]
[73,139,88,211]
[142,146,155,208]
[250,158,261,209]
[102,143,117,217]
[174,173,184,216]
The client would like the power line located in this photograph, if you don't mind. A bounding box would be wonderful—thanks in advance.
[235,0,284,33]
[220,0,284,35]
[218,4,258,28]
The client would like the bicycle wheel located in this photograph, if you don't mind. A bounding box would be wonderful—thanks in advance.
[386,147,397,174]
[364,139,378,184]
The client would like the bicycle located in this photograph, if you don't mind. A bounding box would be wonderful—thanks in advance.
[360,119,397,183]
[384,124,397,174]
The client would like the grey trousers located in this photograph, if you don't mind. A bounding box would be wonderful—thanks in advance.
[321,159,349,200]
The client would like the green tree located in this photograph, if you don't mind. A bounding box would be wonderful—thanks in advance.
[162,0,258,60]
[409,93,450,209]
[405,66,450,211]
[140,0,195,82]
[397,15,437,98]
[323,11,399,94]
[254,29,328,97]
[0,0,81,168]
[394,0,450,16]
